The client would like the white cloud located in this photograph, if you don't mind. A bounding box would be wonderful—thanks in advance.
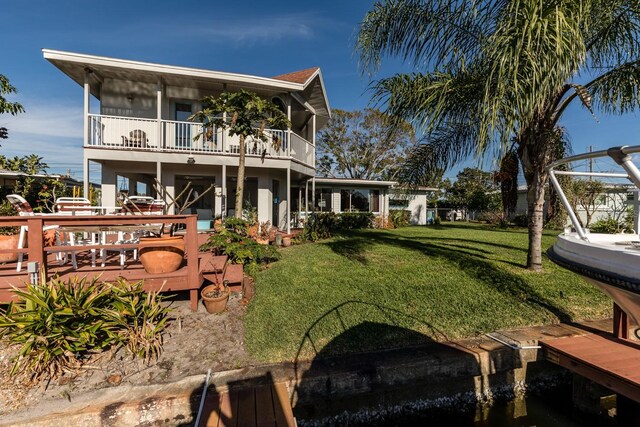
[1,103,83,139]
[197,15,315,45]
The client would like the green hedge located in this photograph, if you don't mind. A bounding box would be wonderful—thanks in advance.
[303,212,374,241]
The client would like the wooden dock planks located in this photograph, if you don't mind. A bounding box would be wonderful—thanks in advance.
[200,383,295,427]
[541,333,640,402]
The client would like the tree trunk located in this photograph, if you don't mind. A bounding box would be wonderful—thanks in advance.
[519,143,548,272]
[235,135,246,218]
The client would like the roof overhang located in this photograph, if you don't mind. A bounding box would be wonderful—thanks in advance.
[43,49,331,127]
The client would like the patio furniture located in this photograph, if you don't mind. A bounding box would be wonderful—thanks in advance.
[6,194,59,272]
[122,129,148,148]
[54,197,94,215]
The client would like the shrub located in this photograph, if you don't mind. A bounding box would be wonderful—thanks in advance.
[200,219,280,267]
[302,212,374,241]
[512,214,528,228]
[589,217,629,234]
[0,277,171,383]
[339,212,374,229]
[389,209,411,228]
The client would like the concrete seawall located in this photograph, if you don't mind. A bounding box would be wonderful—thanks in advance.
[1,320,608,426]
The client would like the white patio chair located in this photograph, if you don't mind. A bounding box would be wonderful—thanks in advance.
[6,194,59,272]
[54,197,99,268]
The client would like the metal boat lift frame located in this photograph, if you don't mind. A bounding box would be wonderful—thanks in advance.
[547,145,640,240]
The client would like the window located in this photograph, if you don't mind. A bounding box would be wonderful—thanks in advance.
[389,199,409,209]
[340,189,371,212]
[315,188,333,212]
[371,190,380,212]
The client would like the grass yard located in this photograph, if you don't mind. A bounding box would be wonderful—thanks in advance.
[245,223,612,363]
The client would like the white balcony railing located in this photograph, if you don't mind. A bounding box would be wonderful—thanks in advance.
[87,114,314,168]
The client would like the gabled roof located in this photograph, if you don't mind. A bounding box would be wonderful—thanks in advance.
[272,67,320,84]
[42,49,331,125]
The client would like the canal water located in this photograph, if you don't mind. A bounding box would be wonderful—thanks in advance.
[303,383,621,426]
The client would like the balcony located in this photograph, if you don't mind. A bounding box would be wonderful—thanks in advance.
[87,114,315,168]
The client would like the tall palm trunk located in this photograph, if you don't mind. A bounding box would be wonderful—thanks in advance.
[519,136,551,271]
[235,134,246,218]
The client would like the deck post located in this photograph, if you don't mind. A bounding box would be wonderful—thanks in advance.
[222,164,227,219]
[186,215,200,311]
[157,78,163,149]
[613,303,629,339]
[27,217,46,280]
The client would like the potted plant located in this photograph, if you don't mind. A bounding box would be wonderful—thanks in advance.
[138,233,185,274]
[0,201,20,263]
[256,221,271,245]
[201,280,229,314]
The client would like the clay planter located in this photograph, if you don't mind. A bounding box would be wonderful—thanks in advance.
[248,224,259,238]
[255,237,269,245]
[201,284,230,314]
[0,234,19,263]
[138,236,185,274]
[213,219,223,232]
[282,236,292,247]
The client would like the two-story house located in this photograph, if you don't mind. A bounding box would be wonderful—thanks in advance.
[44,49,330,232]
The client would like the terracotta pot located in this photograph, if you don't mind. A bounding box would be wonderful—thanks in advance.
[213,219,223,232]
[282,236,292,247]
[0,234,19,263]
[248,224,258,238]
[201,284,230,314]
[255,237,269,245]
[43,229,56,248]
[139,236,185,274]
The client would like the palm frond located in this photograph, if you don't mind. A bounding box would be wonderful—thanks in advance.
[585,59,640,114]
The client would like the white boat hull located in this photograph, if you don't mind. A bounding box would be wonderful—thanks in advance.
[548,232,640,325]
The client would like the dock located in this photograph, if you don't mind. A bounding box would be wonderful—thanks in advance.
[540,304,640,409]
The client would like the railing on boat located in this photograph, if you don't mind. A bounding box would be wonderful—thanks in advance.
[0,214,201,310]
[547,145,640,240]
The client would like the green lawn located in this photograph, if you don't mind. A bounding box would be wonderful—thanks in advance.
[245,223,611,363]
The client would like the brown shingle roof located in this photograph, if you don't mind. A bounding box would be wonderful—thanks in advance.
[271,67,319,84]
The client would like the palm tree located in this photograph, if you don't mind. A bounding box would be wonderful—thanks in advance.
[190,90,290,219]
[357,0,640,270]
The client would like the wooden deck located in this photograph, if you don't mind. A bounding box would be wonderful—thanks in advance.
[0,214,205,310]
[541,333,640,403]
[199,382,296,427]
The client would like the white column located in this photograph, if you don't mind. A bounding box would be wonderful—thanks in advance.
[157,79,163,149]
[312,176,316,211]
[101,165,117,208]
[312,113,316,168]
[286,96,292,157]
[83,69,91,198]
[286,168,291,233]
[156,162,162,200]
[83,156,90,200]
[634,190,640,233]
[221,164,227,218]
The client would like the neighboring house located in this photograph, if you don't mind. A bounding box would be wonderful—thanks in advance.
[515,183,637,226]
[44,50,435,229]
[310,178,436,225]
[0,169,83,191]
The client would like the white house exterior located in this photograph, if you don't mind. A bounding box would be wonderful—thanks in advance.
[44,49,330,232]
[45,50,437,229]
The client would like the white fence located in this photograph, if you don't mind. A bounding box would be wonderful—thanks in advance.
[88,114,314,167]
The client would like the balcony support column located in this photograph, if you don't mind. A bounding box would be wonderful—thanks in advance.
[83,68,91,198]
[156,161,162,201]
[286,96,292,157]
[286,167,291,234]
[312,114,316,168]
[157,79,163,149]
[221,164,227,219]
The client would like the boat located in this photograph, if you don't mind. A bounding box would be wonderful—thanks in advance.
[547,146,640,325]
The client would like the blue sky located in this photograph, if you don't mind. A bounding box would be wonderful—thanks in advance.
[2,0,640,183]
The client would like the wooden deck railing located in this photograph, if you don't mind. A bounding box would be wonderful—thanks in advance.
[0,214,203,310]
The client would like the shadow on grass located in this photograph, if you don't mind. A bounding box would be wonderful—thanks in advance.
[324,230,572,324]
